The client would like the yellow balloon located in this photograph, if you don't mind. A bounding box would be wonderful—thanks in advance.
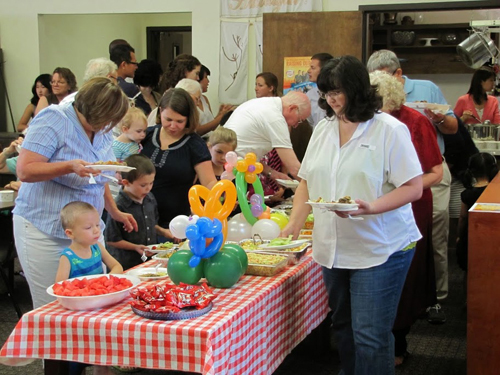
[270,213,289,229]
[255,162,263,174]
[244,152,257,164]
[236,160,248,173]
[245,173,257,184]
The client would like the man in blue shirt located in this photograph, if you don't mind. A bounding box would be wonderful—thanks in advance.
[367,50,457,325]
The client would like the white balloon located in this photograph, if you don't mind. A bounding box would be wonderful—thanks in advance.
[189,215,199,225]
[227,216,253,242]
[169,215,190,239]
[251,219,281,240]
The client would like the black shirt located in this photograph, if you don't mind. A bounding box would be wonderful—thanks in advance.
[105,190,159,270]
[141,125,211,227]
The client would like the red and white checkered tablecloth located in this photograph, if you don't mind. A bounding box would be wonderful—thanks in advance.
[0,253,329,374]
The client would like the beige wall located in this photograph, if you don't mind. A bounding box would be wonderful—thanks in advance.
[0,0,495,131]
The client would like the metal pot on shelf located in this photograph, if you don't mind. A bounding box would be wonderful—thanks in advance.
[467,121,499,141]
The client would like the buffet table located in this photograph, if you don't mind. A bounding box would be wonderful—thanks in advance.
[0,253,329,375]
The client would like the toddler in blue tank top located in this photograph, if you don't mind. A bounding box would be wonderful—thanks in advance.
[55,201,123,375]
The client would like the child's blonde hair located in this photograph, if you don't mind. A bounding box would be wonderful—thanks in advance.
[208,127,237,149]
[61,201,97,230]
[119,107,147,131]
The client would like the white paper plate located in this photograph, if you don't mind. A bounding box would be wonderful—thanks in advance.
[146,243,178,253]
[259,239,310,250]
[276,179,300,189]
[88,164,136,172]
[306,201,359,211]
[127,267,169,281]
[404,102,450,115]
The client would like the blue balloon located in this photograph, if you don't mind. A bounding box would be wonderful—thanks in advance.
[187,217,225,268]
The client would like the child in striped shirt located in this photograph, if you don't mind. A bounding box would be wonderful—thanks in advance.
[113,107,147,162]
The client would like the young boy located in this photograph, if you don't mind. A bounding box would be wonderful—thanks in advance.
[56,201,122,375]
[105,154,172,270]
[56,201,123,282]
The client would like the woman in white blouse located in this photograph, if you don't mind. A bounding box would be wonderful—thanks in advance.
[282,56,423,375]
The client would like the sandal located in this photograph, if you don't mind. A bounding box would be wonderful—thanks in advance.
[112,366,140,373]
[395,351,410,367]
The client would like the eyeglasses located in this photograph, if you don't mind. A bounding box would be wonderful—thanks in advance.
[50,80,67,86]
[296,108,305,124]
[128,61,138,66]
[319,90,343,100]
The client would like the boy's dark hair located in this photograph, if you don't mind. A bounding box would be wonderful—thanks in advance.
[110,44,135,67]
[122,154,155,183]
[311,52,334,68]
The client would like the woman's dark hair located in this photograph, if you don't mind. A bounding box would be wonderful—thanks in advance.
[199,65,211,82]
[256,72,279,96]
[463,152,499,188]
[30,74,52,106]
[160,54,201,92]
[467,66,496,105]
[158,88,199,134]
[122,154,156,182]
[134,59,163,89]
[317,56,382,122]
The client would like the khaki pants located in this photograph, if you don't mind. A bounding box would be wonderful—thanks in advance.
[431,161,451,301]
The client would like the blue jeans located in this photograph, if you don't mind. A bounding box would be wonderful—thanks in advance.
[322,248,415,375]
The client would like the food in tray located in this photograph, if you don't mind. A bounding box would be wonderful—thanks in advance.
[93,161,127,166]
[301,230,313,236]
[268,235,293,246]
[247,252,287,265]
[239,239,265,251]
[246,253,288,276]
[52,275,133,297]
[304,214,314,229]
[150,242,176,251]
[129,282,216,313]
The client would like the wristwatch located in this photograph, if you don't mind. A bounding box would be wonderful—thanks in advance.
[434,117,445,126]
[266,170,272,178]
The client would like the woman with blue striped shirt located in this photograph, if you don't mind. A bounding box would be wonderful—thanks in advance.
[13,77,138,309]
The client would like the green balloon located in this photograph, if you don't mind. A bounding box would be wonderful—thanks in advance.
[222,244,248,274]
[167,250,205,285]
[204,251,243,288]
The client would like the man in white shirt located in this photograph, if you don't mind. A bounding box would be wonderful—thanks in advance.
[224,91,311,180]
[306,53,333,128]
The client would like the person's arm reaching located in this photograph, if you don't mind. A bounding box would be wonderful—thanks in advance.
[280,179,311,240]
[274,148,301,180]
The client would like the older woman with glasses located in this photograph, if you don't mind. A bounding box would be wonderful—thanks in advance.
[370,70,443,367]
[14,77,137,309]
[34,67,77,115]
[282,56,423,375]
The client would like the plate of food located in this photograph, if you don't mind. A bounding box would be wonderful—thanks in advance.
[275,179,300,189]
[306,196,359,211]
[127,267,168,281]
[147,242,178,253]
[404,102,450,115]
[87,161,136,172]
[258,236,310,250]
[46,274,141,310]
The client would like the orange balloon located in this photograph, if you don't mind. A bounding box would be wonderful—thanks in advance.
[255,162,263,174]
[244,152,257,164]
[188,185,211,216]
[258,211,271,220]
[205,180,237,221]
[245,173,257,184]
[236,160,248,173]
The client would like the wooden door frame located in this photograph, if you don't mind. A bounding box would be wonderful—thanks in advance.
[146,26,192,62]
